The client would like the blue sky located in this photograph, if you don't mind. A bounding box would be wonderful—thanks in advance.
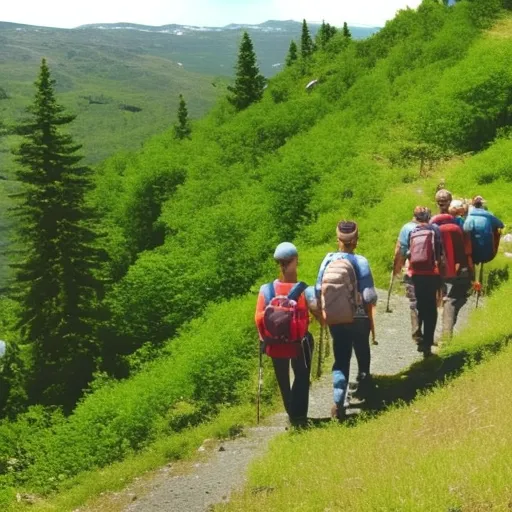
[3,0,423,29]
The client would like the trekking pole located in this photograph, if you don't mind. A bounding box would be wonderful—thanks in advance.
[476,264,484,309]
[385,271,394,313]
[257,344,263,424]
[369,304,378,345]
[317,323,324,379]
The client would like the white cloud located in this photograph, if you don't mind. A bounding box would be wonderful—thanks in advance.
[2,0,423,29]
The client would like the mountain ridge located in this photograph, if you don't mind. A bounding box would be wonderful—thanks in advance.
[0,19,380,34]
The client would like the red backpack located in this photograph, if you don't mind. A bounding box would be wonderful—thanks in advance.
[261,281,308,345]
[408,225,437,274]
[431,214,467,278]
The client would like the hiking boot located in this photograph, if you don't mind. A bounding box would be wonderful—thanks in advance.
[289,416,308,428]
[423,345,433,358]
[411,310,422,344]
[352,374,373,399]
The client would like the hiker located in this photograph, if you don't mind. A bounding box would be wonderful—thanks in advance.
[464,195,504,267]
[431,196,472,341]
[435,188,452,214]
[255,242,314,426]
[393,212,422,345]
[397,207,442,357]
[315,221,377,420]
[449,199,467,228]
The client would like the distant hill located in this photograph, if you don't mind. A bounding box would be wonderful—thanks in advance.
[0,19,378,167]
[0,18,378,292]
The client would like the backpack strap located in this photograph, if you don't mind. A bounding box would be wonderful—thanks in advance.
[262,281,276,306]
[287,281,308,301]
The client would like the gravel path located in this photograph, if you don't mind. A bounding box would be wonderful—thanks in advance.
[119,288,475,512]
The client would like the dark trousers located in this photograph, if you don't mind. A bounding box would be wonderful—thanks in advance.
[442,277,471,338]
[404,275,422,340]
[329,319,371,407]
[272,333,313,421]
[411,275,441,348]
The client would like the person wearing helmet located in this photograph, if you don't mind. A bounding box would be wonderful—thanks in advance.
[255,242,315,427]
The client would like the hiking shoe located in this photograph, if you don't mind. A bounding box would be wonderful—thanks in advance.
[423,345,433,358]
[289,416,308,428]
[352,374,373,399]
[413,335,423,345]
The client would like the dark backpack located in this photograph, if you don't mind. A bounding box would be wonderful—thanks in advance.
[261,281,308,344]
[431,214,467,278]
[409,225,437,274]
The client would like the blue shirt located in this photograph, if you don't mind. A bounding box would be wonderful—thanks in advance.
[315,252,378,313]
[398,221,418,257]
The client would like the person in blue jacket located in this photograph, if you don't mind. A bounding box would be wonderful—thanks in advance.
[315,221,378,419]
[464,195,504,265]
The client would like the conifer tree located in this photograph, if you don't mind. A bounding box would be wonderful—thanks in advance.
[227,32,266,111]
[342,22,352,39]
[174,94,191,139]
[300,19,314,58]
[12,59,104,409]
[316,21,338,48]
[285,40,298,66]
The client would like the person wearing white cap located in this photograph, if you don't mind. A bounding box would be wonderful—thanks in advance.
[255,242,315,427]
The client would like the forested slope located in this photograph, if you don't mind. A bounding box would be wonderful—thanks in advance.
[0,0,512,509]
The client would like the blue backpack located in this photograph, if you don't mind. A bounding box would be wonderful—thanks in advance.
[465,210,498,264]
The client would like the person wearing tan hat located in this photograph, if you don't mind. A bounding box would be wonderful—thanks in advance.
[315,221,377,419]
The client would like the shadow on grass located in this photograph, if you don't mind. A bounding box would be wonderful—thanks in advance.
[302,338,509,430]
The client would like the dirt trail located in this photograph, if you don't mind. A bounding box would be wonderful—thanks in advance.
[97,290,473,512]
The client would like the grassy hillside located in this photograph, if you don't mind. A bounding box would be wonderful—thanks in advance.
[221,286,512,512]
[0,24,225,169]
[0,20,377,169]
[0,19,377,293]
[1,1,512,509]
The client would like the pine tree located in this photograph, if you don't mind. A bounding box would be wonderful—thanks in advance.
[174,94,191,139]
[342,22,352,39]
[12,59,104,409]
[227,32,266,111]
[316,21,338,48]
[300,19,314,58]
[285,40,298,66]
